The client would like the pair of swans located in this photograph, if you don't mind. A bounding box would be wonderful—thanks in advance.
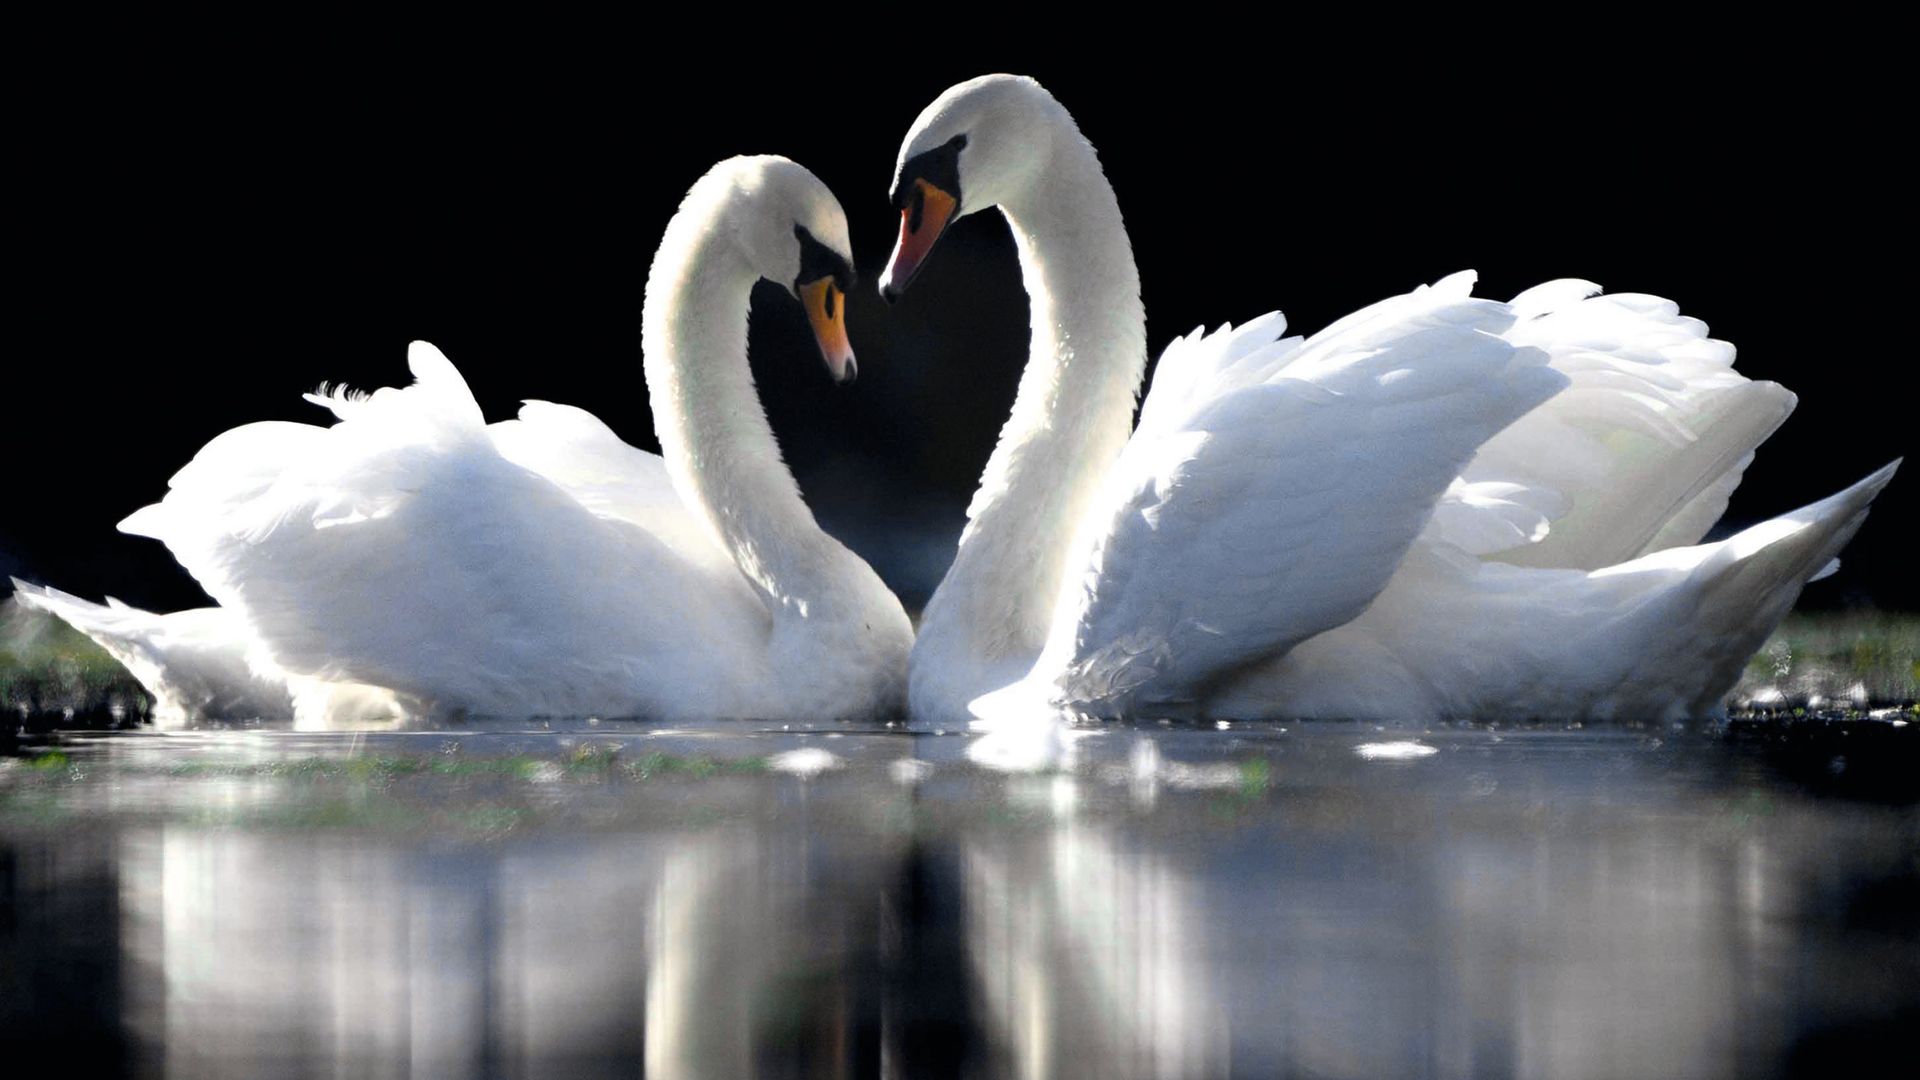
[18,76,1898,745]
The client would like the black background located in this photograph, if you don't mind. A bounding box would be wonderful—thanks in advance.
[5,27,1909,612]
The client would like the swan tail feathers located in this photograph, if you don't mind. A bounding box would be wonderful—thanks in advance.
[9,580,170,713]
[1666,459,1899,707]
[8,581,296,725]
[12,579,152,643]
[9,580,409,728]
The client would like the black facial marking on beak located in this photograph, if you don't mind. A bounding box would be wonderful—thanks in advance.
[793,225,855,296]
[888,133,968,212]
[906,185,926,235]
[882,135,967,304]
[795,227,858,385]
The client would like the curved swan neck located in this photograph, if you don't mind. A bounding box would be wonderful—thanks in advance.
[641,210,832,610]
[999,148,1147,434]
[919,113,1147,667]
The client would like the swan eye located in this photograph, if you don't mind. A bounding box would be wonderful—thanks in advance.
[911,179,957,236]
[889,133,966,217]
[800,276,856,384]
[907,186,926,235]
[880,179,960,301]
[792,224,854,297]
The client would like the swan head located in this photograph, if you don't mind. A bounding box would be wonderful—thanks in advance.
[690,155,861,383]
[880,74,1060,302]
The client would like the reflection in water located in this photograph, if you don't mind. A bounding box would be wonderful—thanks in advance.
[113,826,899,1077]
[2,725,1916,1076]
[964,777,1225,1078]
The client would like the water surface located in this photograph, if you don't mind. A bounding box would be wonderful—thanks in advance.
[4,719,1916,1077]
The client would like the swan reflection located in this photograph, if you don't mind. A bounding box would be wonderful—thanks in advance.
[3,728,1911,1076]
[963,775,1227,1078]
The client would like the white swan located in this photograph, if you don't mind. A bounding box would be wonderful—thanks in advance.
[880,75,1899,743]
[20,156,912,724]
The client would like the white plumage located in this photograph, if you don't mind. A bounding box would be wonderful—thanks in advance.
[9,582,402,727]
[21,156,912,725]
[888,76,1898,748]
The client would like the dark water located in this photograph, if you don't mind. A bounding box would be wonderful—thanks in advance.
[3,719,1916,1078]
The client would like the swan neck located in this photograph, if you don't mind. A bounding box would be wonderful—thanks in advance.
[999,144,1147,428]
[921,123,1147,672]
[641,215,832,609]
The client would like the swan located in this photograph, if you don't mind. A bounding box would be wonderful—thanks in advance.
[880,75,1899,745]
[18,155,912,725]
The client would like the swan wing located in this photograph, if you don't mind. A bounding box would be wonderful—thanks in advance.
[488,399,732,575]
[120,343,768,717]
[1451,282,1797,567]
[1215,460,1899,722]
[1033,274,1567,715]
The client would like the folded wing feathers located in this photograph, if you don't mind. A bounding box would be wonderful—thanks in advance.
[1461,280,1797,568]
[118,341,496,584]
[488,400,691,530]
[1046,275,1569,710]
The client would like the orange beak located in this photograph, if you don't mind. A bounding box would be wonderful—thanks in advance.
[879,178,958,303]
[801,277,856,384]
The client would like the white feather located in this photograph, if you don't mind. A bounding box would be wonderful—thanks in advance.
[895,76,1898,749]
[73,157,913,725]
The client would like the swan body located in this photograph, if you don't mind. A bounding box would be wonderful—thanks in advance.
[31,156,911,724]
[886,75,1899,737]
